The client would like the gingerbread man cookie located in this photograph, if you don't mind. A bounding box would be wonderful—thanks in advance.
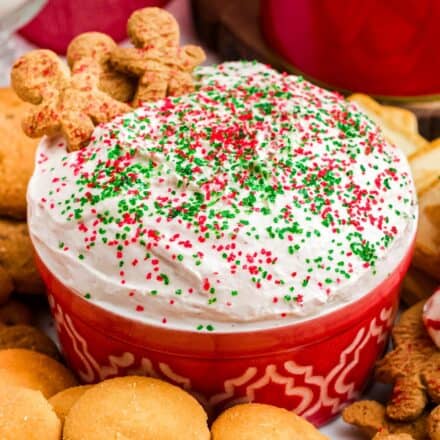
[375,301,440,422]
[342,400,428,440]
[67,32,135,103]
[11,49,130,151]
[110,7,206,105]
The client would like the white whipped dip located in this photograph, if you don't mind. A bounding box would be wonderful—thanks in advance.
[28,62,417,332]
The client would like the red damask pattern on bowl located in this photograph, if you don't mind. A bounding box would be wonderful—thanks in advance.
[36,245,413,426]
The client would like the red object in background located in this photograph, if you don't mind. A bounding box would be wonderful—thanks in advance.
[36,241,413,427]
[19,0,170,54]
[262,0,440,98]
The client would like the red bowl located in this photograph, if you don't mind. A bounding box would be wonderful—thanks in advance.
[35,243,413,426]
[261,0,440,98]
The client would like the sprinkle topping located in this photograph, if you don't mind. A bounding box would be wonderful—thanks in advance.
[29,61,417,331]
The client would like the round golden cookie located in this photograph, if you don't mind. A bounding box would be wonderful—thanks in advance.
[49,385,93,425]
[0,348,77,397]
[211,403,329,440]
[0,299,32,326]
[0,386,61,440]
[63,376,210,440]
[0,325,60,359]
[0,219,44,295]
[0,88,40,220]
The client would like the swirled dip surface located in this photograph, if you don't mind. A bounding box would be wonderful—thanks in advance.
[28,61,417,332]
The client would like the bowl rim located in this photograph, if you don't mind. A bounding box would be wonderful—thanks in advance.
[36,238,413,357]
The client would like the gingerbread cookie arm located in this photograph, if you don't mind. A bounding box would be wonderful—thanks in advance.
[135,66,170,104]
[110,47,151,77]
[11,50,68,139]
[386,375,427,422]
[178,45,206,71]
[376,347,415,383]
[86,91,131,124]
[21,91,61,138]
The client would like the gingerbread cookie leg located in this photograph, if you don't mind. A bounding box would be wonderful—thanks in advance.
[169,70,195,96]
[178,45,206,71]
[387,375,427,422]
[60,111,95,152]
[136,68,170,104]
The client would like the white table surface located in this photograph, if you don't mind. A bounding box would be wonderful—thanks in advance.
[4,0,392,437]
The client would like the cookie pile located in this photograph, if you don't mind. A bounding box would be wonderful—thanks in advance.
[343,301,440,440]
[11,7,205,152]
[0,87,45,332]
[0,296,327,439]
[341,95,440,440]
[0,326,327,440]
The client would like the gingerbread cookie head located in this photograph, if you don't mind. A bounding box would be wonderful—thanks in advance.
[67,32,116,65]
[67,32,135,102]
[127,7,179,49]
[11,50,68,105]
